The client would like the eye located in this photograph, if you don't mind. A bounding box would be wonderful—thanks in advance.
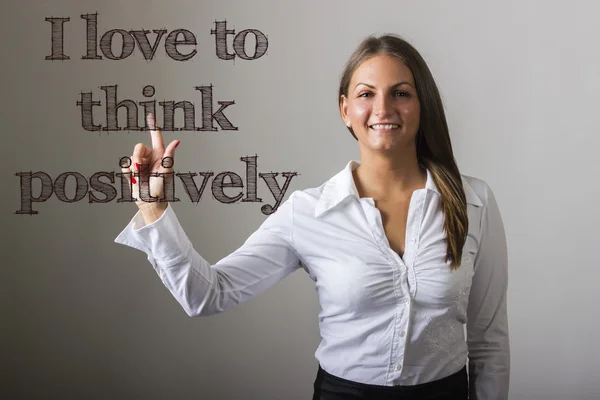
[395,91,409,97]
[358,91,372,98]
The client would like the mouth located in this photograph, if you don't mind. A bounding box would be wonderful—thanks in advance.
[369,123,401,131]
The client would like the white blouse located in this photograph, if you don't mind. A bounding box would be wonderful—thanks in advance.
[115,160,510,399]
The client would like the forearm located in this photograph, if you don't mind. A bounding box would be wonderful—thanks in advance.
[157,249,300,317]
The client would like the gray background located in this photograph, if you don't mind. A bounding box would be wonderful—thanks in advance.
[2,0,599,398]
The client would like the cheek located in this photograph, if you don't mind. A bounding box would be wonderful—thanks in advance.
[349,102,370,122]
[400,105,420,125]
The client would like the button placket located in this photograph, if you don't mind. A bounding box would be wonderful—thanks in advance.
[363,196,412,377]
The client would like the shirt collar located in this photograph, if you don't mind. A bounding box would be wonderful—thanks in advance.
[315,160,482,218]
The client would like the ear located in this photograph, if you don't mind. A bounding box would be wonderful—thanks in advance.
[339,95,351,127]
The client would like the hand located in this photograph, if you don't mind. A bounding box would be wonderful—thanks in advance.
[121,113,180,213]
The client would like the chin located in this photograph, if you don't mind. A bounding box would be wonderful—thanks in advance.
[363,142,399,154]
[370,137,401,148]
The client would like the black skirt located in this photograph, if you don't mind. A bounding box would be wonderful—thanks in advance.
[312,364,468,400]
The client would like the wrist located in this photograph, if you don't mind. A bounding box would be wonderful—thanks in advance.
[137,201,168,225]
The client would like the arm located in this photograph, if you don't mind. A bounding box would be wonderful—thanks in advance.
[114,192,301,317]
[466,183,510,399]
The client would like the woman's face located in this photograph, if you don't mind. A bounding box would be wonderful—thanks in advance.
[340,54,421,154]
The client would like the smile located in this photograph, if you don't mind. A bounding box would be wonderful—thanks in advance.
[369,123,400,130]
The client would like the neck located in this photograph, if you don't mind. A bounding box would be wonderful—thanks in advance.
[352,148,426,201]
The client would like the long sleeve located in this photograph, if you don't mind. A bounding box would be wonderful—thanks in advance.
[114,192,302,317]
[466,183,510,399]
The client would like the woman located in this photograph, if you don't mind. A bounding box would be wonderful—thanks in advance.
[116,34,510,400]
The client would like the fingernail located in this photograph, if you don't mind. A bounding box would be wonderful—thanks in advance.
[131,177,137,184]
[175,141,180,148]
[135,162,139,170]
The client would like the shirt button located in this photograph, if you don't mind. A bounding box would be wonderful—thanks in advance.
[410,238,417,244]
[399,331,406,338]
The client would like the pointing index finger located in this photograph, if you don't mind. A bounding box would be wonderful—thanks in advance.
[147,113,164,150]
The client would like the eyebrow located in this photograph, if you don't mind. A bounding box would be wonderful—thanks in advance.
[354,82,413,90]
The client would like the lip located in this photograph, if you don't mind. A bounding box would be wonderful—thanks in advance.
[368,123,402,131]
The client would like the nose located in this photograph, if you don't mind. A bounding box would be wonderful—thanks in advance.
[373,93,394,117]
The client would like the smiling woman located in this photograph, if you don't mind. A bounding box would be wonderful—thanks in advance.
[115,33,509,400]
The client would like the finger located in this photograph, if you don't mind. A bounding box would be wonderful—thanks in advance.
[121,166,137,185]
[163,140,180,161]
[122,165,141,203]
[147,113,165,151]
[160,139,180,172]
[133,142,152,159]
[132,143,152,172]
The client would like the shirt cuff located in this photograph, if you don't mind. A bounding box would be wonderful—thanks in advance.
[114,203,192,267]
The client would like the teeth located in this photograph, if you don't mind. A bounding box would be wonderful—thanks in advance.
[371,124,399,130]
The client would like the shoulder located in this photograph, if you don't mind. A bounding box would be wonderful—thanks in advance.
[258,183,327,234]
[286,182,328,216]
[460,173,497,208]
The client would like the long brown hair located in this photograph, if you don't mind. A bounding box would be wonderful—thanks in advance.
[338,34,468,270]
